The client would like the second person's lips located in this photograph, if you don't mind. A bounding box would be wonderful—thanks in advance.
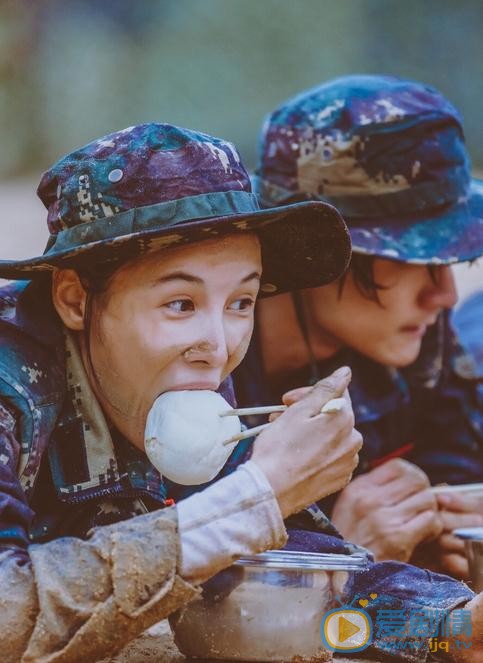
[400,324,426,336]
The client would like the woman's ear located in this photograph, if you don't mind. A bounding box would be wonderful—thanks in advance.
[51,269,87,330]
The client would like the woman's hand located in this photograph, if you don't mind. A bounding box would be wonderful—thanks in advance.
[331,458,443,561]
[251,366,362,519]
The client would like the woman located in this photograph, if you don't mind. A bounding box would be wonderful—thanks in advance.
[0,122,361,661]
[0,122,480,663]
[236,75,483,576]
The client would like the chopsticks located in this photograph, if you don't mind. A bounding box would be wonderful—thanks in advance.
[222,422,272,446]
[220,405,287,417]
[431,483,483,495]
[221,398,345,446]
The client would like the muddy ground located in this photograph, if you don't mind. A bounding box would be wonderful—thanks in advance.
[103,620,376,663]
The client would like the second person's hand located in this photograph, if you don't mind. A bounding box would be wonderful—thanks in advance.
[429,491,483,579]
[331,458,443,561]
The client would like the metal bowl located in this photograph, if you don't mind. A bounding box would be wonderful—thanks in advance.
[454,527,483,592]
[170,549,369,662]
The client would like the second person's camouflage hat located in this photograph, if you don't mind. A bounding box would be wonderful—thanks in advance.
[255,75,483,264]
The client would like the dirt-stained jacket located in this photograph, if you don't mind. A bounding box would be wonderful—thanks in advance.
[0,280,199,662]
[0,279,476,663]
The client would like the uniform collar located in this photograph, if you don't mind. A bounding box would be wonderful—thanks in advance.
[48,330,166,504]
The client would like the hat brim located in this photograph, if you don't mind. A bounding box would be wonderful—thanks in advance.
[0,201,351,296]
[349,179,483,264]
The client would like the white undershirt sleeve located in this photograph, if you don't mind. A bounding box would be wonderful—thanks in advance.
[177,460,287,584]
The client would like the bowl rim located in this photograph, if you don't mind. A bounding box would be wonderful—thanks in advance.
[234,549,370,571]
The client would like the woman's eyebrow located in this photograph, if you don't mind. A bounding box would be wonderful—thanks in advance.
[150,270,261,287]
[150,271,202,287]
[241,271,261,283]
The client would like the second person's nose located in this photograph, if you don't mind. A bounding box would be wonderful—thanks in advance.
[419,265,458,312]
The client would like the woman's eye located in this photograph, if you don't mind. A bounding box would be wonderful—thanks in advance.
[229,297,255,312]
[165,299,194,313]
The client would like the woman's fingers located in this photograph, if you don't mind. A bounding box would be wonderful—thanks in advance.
[281,386,312,405]
[294,367,352,417]
[251,367,360,519]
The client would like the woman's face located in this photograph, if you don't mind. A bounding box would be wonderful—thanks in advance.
[304,258,458,367]
[82,234,261,447]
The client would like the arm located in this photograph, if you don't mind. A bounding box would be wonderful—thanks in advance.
[347,559,476,662]
[26,464,287,663]
[0,403,198,662]
[1,367,361,661]
[0,400,287,662]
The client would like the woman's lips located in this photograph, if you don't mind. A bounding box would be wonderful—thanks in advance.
[168,382,220,391]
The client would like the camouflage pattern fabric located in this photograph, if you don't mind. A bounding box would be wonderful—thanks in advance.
[0,281,475,663]
[255,75,483,263]
[0,280,237,545]
[0,123,351,294]
[234,309,483,510]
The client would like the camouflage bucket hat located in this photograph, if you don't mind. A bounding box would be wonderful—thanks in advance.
[255,75,483,264]
[0,123,351,295]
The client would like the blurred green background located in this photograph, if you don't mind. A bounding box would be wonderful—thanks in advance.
[2,0,483,178]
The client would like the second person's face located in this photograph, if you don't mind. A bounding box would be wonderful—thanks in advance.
[303,258,458,367]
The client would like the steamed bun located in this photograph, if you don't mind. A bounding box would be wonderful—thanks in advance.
[144,390,242,485]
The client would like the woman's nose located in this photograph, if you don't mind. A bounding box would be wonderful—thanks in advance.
[419,266,458,311]
[185,317,228,367]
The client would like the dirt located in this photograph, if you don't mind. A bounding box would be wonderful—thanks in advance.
[100,621,184,662]
[100,621,376,663]
[290,654,332,662]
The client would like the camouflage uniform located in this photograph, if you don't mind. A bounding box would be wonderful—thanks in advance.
[243,74,483,490]
[0,122,350,661]
[0,280,475,663]
[234,310,483,511]
[0,121,475,662]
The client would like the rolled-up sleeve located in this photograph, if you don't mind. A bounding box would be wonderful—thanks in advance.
[177,460,288,584]
[0,400,288,662]
[0,404,197,663]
